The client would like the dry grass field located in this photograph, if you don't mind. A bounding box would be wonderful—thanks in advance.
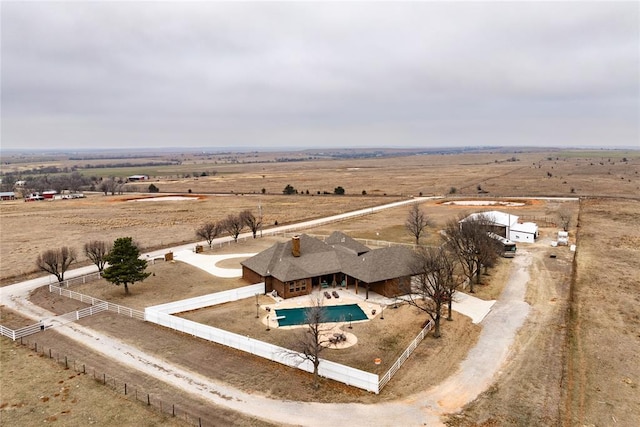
[0,194,394,282]
[3,149,638,199]
[0,308,276,427]
[0,310,187,427]
[563,198,640,427]
[0,340,188,427]
[1,149,639,426]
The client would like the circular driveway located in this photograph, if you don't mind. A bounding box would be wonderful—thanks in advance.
[172,250,255,278]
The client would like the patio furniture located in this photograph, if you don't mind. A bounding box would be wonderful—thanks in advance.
[324,291,332,299]
[332,290,339,298]
[333,333,346,342]
[321,281,329,289]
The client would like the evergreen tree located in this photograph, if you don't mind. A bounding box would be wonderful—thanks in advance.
[102,237,150,294]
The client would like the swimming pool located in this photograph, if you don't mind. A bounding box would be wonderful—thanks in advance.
[274,304,368,327]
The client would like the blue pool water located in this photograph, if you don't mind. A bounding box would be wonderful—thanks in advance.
[274,304,368,327]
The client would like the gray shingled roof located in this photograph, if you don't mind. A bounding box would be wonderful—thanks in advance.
[325,231,370,256]
[241,234,416,283]
[342,246,418,283]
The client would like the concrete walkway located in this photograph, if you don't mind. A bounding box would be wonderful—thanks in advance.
[451,292,496,324]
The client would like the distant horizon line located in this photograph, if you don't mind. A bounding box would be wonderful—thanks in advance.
[1,145,639,154]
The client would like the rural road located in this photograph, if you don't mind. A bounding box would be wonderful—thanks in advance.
[1,195,534,426]
[1,197,435,299]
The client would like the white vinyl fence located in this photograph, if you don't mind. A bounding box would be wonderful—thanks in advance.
[378,319,434,390]
[0,323,43,341]
[0,302,109,341]
[54,271,103,288]
[48,285,145,320]
[148,310,379,393]
[145,283,380,393]
[146,283,265,315]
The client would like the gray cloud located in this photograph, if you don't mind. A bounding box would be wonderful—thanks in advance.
[1,1,638,150]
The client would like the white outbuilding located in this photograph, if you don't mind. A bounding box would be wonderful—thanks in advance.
[460,210,538,243]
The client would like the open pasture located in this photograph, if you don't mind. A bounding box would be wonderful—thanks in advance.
[2,148,626,282]
[2,149,639,199]
[0,194,391,282]
[1,149,639,426]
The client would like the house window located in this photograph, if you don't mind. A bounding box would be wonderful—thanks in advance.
[289,280,306,293]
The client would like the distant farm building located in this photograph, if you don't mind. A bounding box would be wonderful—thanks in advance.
[241,232,416,300]
[25,193,44,201]
[0,192,16,201]
[53,192,85,200]
[461,210,538,243]
[128,175,149,182]
[42,190,57,199]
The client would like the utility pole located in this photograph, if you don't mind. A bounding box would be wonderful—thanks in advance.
[258,202,263,237]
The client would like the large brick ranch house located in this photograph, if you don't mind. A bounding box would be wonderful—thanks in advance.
[241,232,417,299]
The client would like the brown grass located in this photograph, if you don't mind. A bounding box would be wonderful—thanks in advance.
[563,198,640,427]
[0,194,394,282]
[0,313,187,427]
[180,297,426,375]
[2,149,639,425]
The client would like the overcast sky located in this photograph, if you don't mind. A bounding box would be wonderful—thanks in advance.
[1,1,638,151]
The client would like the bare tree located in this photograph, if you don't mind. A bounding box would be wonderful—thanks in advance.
[404,246,458,337]
[405,203,431,245]
[36,247,78,283]
[477,234,502,277]
[442,213,496,292]
[68,171,88,192]
[84,240,111,272]
[195,221,221,247]
[0,173,16,192]
[222,214,244,242]
[443,216,478,293]
[285,297,332,389]
[240,210,262,239]
[99,178,117,196]
[558,208,572,231]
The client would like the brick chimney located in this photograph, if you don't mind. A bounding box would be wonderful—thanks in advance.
[292,235,301,257]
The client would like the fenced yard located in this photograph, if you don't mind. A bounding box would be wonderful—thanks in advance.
[29,278,439,394]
